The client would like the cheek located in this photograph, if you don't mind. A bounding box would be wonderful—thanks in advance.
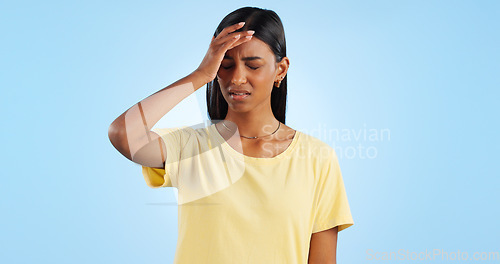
[216,72,225,86]
[216,71,229,84]
[251,73,268,82]
[253,76,275,90]
[249,69,275,83]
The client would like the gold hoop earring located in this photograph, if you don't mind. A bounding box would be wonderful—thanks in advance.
[274,76,284,88]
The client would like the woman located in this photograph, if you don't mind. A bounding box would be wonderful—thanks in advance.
[108,6,353,264]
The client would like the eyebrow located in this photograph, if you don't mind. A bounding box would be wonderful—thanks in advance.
[223,55,263,61]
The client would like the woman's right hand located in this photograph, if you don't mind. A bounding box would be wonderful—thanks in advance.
[195,22,255,83]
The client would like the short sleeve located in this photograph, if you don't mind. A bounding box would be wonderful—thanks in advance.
[312,150,354,233]
[141,126,191,189]
[142,166,172,188]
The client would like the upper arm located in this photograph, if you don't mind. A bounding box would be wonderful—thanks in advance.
[140,126,192,189]
[308,226,338,264]
[130,130,167,168]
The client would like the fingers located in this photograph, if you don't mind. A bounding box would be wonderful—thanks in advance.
[214,30,255,47]
[215,22,246,41]
[226,34,253,50]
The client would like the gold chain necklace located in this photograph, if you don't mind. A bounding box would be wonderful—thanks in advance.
[221,120,281,139]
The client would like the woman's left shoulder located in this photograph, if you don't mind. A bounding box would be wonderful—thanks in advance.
[278,123,296,138]
[286,126,335,160]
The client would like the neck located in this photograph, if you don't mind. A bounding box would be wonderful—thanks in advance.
[223,109,280,138]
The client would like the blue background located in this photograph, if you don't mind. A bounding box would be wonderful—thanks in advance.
[2,0,499,263]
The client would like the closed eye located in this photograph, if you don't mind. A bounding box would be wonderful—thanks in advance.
[221,65,260,70]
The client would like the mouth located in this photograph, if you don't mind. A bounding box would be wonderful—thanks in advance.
[229,92,251,101]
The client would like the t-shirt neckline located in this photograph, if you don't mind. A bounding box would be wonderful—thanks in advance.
[209,123,301,162]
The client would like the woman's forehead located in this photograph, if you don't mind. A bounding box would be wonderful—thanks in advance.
[225,38,274,60]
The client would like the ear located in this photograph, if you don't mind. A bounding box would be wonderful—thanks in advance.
[275,57,290,81]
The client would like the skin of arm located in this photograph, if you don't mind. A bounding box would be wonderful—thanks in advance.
[107,70,210,167]
[308,226,338,264]
[108,23,254,167]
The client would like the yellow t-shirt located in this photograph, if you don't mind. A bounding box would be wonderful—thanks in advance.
[142,123,354,263]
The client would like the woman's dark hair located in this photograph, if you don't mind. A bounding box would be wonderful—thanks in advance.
[206,6,288,124]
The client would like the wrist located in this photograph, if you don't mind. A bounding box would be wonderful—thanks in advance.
[192,69,214,86]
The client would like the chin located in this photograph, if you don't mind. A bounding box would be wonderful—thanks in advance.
[227,104,252,112]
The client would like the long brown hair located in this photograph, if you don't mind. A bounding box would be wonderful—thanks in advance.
[206,7,288,124]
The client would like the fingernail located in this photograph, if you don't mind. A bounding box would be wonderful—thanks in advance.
[238,22,245,26]
[247,30,255,35]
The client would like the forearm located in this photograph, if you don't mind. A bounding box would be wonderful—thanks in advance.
[108,70,210,160]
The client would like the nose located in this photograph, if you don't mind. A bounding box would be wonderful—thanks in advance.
[231,64,247,86]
